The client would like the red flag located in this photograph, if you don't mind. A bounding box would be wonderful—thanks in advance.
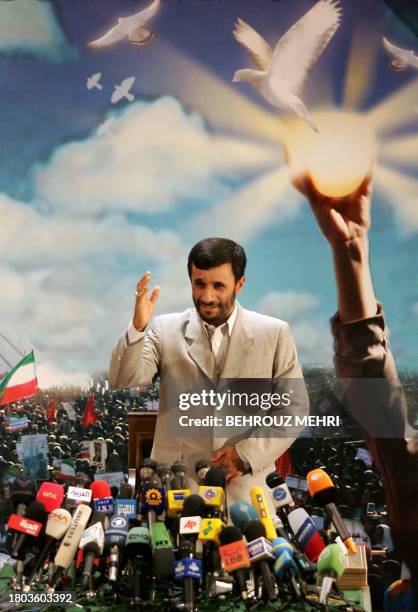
[82,392,97,427]
[47,399,56,424]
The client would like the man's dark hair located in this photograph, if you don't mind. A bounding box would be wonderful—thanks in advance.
[187,238,246,282]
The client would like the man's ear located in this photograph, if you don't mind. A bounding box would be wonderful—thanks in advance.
[235,276,245,295]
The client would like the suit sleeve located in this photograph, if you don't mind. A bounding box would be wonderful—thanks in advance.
[331,305,418,581]
[109,317,162,389]
[235,322,309,474]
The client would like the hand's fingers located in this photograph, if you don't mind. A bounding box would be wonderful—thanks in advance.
[150,286,160,305]
[136,271,152,291]
[210,449,227,462]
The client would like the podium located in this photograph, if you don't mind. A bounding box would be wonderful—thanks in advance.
[128,412,158,468]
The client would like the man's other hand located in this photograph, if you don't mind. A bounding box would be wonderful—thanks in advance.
[210,447,246,484]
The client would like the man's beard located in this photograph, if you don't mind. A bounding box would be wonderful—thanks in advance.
[193,294,236,326]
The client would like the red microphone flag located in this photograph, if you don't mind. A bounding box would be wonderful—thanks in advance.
[47,399,56,424]
[82,392,97,427]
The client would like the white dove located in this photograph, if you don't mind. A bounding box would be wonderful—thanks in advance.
[232,0,341,132]
[383,37,418,71]
[88,0,160,48]
[111,77,136,104]
[86,72,103,90]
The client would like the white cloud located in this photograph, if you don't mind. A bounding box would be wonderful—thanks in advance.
[35,97,279,216]
[257,290,332,365]
[0,0,71,60]
[0,194,183,264]
[257,291,319,321]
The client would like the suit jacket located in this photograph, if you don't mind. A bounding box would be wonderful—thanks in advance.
[109,304,308,507]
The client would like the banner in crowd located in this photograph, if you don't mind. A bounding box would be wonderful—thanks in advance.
[21,433,48,480]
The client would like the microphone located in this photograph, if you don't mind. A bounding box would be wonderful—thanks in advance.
[287,508,325,562]
[36,482,65,513]
[139,458,157,483]
[195,459,211,483]
[178,494,206,610]
[23,507,72,591]
[150,522,175,578]
[243,520,276,601]
[79,512,106,591]
[75,472,90,488]
[199,467,226,519]
[118,482,134,499]
[9,500,47,559]
[250,487,277,541]
[266,472,294,516]
[65,485,93,510]
[49,503,92,591]
[10,477,37,515]
[307,469,357,555]
[230,501,259,533]
[271,537,303,601]
[218,526,251,601]
[140,483,165,530]
[317,543,346,605]
[104,514,129,582]
[89,480,114,516]
[171,459,187,489]
[156,463,172,490]
[126,526,152,606]
[166,488,191,518]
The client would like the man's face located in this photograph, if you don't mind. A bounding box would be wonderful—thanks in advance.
[191,263,245,326]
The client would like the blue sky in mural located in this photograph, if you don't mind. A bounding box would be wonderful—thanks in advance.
[0,0,417,383]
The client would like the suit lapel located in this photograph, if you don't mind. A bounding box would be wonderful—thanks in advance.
[185,309,216,379]
[220,306,254,379]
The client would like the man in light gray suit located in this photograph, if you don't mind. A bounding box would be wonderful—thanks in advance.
[109,238,308,506]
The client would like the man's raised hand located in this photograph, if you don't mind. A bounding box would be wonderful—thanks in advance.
[132,271,160,332]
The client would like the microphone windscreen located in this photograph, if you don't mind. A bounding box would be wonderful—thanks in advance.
[266,471,284,489]
[204,467,226,488]
[307,469,336,505]
[36,482,65,513]
[89,480,112,499]
[243,520,266,541]
[45,508,72,539]
[182,494,206,517]
[230,502,259,533]
[26,500,47,523]
[10,478,36,507]
[219,526,242,546]
[110,486,119,498]
[195,459,211,474]
[317,544,345,578]
[156,463,171,479]
[172,459,187,474]
[118,483,134,499]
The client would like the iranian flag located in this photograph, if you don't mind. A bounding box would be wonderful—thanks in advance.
[0,352,38,406]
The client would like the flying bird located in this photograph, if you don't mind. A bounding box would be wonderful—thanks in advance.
[88,0,160,48]
[111,77,136,104]
[382,37,418,71]
[97,117,115,137]
[232,0,341,132]
[86,73,103,90]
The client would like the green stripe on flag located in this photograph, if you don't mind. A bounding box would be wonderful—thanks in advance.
[0,351,35,399]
